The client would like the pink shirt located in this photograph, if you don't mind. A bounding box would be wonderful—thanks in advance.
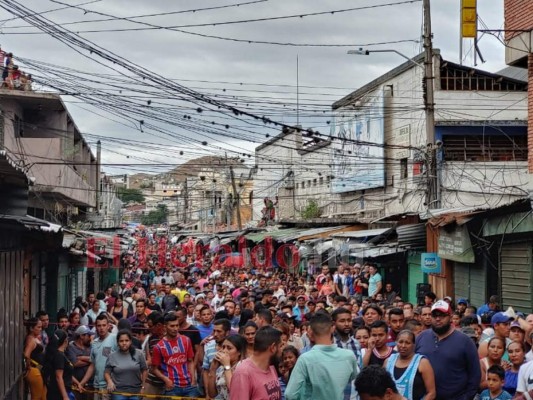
[197,278,208,290]
[229,358,281,400]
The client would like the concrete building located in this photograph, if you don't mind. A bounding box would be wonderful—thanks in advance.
[86,172,123,228]
[182,158,252,231]
[253,127,332,223]
[145,181,182,225]
[109,173,129,189]
[0,90,99,225]
[254,50,528,224]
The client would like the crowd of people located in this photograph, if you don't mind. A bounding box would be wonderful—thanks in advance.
[21,228,533,400]
[0,46,33,91]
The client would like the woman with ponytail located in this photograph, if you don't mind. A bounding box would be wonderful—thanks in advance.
[24,317,47,400]
[104,329,147,400]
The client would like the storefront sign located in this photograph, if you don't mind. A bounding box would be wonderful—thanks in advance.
[421,252,441,274]
[438,225,475,263]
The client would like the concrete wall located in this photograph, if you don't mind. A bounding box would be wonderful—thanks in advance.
[19,137,95,206]
[0,95,98,209]
[441,161,528,207]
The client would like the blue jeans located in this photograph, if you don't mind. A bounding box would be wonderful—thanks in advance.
[164,385,200,398]
[111,395,139,400]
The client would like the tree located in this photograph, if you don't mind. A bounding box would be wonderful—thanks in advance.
[141,204,168,225]
[301,199,322,219]
[117,187,145,203]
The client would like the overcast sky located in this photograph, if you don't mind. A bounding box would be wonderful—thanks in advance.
[0,0,506,175]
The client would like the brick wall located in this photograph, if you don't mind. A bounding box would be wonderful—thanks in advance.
[504,0,533,40]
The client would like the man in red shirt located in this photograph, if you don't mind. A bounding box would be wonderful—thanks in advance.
[315,265,330,291]
[230,326,282,400]
[152,313,200,398]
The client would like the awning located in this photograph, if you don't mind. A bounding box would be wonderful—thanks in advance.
[483,210,533,236]
[0,214,62,233]
[350,244,405,259]
[296,225,353,241]
[244,228,304,243]
[332,228,390,239]
[314,240,334,255]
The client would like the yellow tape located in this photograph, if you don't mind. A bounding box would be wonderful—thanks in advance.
[73,386,205,400]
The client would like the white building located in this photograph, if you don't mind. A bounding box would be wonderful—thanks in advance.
[253,50,528,222]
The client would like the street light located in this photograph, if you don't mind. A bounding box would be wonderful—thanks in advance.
[347,48,423,69]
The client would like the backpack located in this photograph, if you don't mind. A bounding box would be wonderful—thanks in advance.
[124,298,135,318]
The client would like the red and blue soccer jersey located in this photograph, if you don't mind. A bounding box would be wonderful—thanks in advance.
[152,335,194,387]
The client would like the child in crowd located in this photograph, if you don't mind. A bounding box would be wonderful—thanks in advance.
[479,365,512,400]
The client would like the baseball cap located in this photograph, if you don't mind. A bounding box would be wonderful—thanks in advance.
[491,312,514,326]
[431,300,451,315]
[510,321,524,331]
[457,298,468,305]
[75,325,95,337]
[296,295,306,300]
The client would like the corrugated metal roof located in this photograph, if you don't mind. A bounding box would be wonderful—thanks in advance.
[396,224,426,249]
[245,228,304,243]
[496,66,528,82]
[295,225,353,241]
[331,228,390,238]
[0,214,62,233]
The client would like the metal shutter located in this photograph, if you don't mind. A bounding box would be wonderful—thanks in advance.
[454,263,469,300]
[501,242,532,313]
[454,262,486,308]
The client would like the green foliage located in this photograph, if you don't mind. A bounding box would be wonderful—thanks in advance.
[301,199,322,219]
[139,181,154,189]
[141,204,168,225]
[117,187,145,203]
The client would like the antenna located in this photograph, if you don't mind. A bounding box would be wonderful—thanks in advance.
[296,55,299,126]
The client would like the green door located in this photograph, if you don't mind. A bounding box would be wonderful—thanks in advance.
[407,252,427,305]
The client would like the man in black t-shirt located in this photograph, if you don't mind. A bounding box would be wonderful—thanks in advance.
[161,284,180,313]
[176,307,201,352]
[142,312,165,399]
[146,293,162,313]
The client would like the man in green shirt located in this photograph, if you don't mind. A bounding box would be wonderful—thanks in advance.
[285,312,358,400]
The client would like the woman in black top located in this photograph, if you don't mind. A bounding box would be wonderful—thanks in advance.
[24,317,47,400]
[44,330,79,400]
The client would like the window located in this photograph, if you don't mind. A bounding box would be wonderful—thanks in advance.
[443,134,527,161]
[319,177,324,185]
[400,158,408,180]
[296,183,299,189]
[302,181,305,189]
[313,178,317,186]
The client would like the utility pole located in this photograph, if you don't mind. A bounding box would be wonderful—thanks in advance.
[183,179,188,224]
[229,166,242,231]
[212,168,216,234]
[423,0,439,208]
[96,140,101,214]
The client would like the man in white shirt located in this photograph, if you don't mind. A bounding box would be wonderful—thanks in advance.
[516,356,533,397]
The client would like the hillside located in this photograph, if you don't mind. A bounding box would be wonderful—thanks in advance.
[159,156,244,182]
